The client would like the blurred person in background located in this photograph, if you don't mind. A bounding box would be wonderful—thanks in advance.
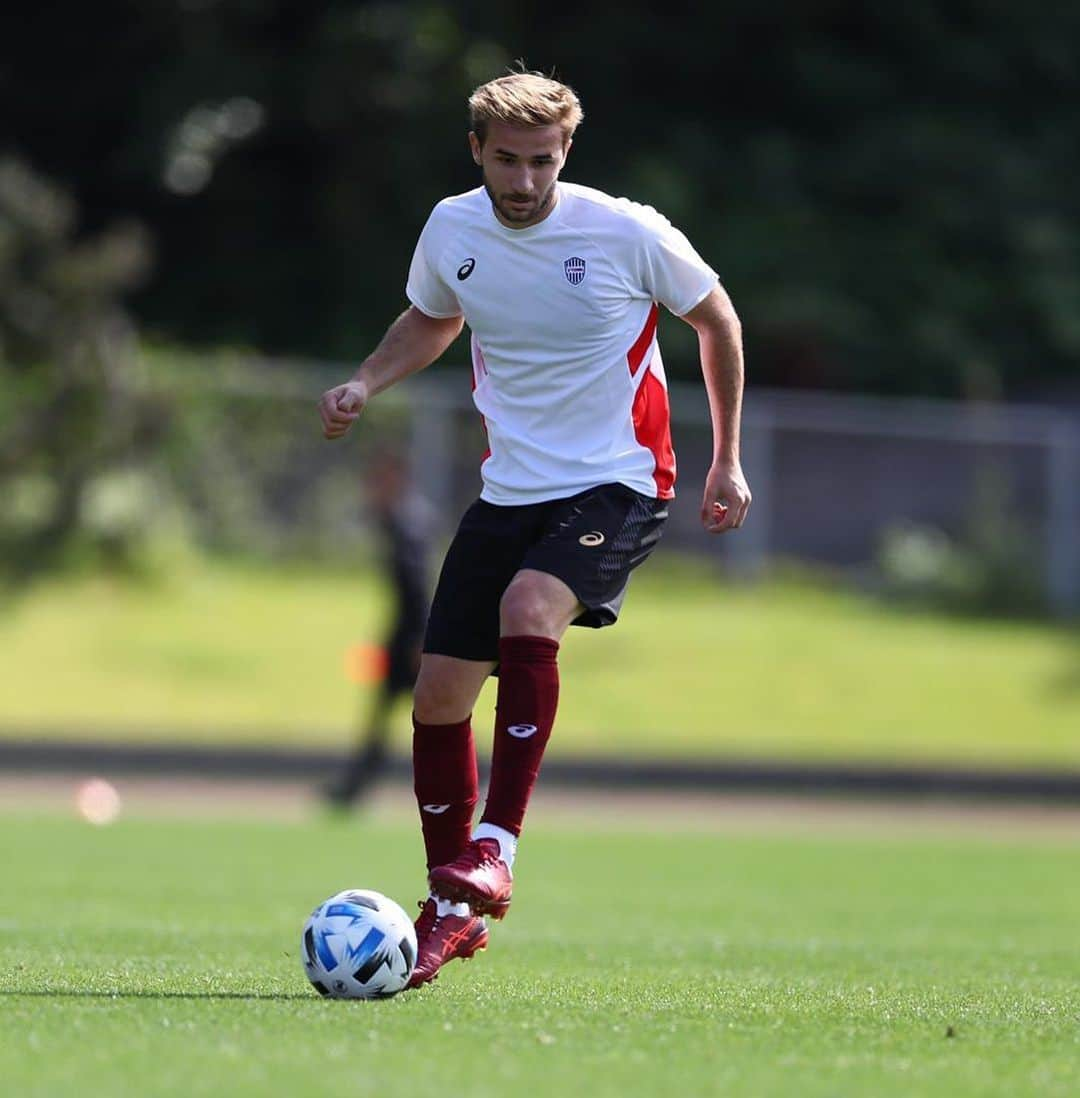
[324,451,435,808]
[318,69,750,989]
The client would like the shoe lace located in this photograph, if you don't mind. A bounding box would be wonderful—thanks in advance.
[474,838,504,865]
[465,838,502,869]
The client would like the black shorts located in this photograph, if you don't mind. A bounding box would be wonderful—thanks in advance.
[423,482,668,663]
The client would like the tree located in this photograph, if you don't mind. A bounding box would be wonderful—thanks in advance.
[0,157,154,579]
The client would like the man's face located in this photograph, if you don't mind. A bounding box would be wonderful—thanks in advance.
[469,121,570,229]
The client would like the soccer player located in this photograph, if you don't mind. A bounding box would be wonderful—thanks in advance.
[318,71,750,988]
[323,451,435,808]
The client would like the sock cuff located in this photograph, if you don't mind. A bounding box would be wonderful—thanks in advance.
[412,714,477,786]
[412,714,472,738]
[412,712,478,808]
[498,634,560,664]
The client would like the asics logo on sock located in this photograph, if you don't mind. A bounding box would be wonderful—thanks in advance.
[422,803,451,814]
[507,724,538,739]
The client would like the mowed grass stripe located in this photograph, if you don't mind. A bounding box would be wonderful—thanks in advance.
[0,813,1077,1097]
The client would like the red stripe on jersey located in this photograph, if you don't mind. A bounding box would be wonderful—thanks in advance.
[632,364,676,498]
[626,303,659,378]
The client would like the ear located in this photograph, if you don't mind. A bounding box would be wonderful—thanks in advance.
[468,131,482,166]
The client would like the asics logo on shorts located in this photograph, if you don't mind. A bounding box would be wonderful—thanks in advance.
[578,531,605,547]
[507,724,538,739]
[422,803,451,814]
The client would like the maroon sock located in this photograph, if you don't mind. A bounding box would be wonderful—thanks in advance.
[480,635,560,837]
[412,715,478,871]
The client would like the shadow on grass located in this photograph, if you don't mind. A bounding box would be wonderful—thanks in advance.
[0,989,316,1001]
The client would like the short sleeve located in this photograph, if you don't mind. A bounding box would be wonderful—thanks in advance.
[405,212,463,319]
[636,208,719,316]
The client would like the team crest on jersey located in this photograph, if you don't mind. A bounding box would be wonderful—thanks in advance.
[564,256,586,285]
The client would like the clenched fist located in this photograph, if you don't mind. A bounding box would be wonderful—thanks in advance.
[700,460,751,533]
[318,379,368,440]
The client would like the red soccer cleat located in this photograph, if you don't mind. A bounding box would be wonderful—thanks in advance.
[428,838,514,920]
[406,898,489,989]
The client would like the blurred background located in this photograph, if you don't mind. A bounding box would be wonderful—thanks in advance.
[2,1,1078,795]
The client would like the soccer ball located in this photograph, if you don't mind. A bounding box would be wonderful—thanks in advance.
[301,889,417,999]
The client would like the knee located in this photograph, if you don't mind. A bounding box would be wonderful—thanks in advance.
[499,577,553,636]
[413,665,468,724]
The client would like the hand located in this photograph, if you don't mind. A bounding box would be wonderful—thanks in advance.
[318,379,368,440]
[701,460,751,533]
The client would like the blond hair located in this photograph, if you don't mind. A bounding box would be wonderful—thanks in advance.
[468,71,583,146]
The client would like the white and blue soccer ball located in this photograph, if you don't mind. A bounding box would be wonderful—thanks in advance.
[301,889,417,1000]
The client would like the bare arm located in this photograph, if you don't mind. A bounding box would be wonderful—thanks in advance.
[319,306,464,440]
[681,285,751,532]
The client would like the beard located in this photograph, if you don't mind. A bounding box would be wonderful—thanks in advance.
[482,170,558,226]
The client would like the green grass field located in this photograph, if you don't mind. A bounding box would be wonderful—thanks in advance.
[2,554,1079,767]
[1,805,1078,1097]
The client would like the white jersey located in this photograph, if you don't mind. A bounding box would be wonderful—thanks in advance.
[405,181,718,505]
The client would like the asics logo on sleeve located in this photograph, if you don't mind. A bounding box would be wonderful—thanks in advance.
[456,258,476,281]
[422,803,451,814]
[578,531,605,547]
[507,724,538,739]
